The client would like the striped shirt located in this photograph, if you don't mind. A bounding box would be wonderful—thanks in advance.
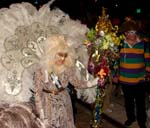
[119,40,150,85]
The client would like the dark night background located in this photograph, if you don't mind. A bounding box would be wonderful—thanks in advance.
[0,0,150,27]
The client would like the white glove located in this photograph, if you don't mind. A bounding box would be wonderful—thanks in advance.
[87,77,99,87]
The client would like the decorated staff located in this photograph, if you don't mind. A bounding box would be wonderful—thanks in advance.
[84,7,124,128]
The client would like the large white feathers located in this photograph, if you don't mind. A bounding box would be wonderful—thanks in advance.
[0,1,96,104]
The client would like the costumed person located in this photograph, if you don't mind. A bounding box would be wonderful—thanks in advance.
[113,17,150,128]
[0,1,98,128]
[34,35,98,128]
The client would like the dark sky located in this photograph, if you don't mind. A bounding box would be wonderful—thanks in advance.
[51,0,150,26]
[0,0,149,16]
[0,0,149,27]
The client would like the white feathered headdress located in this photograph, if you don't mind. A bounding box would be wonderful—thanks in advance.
[0,0,96,104]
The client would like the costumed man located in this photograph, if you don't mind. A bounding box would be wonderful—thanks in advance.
[113,17,150,128]
[0,1,98,128]
[34,35,98,128]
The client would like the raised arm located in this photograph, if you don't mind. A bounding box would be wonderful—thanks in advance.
[67,67,98,89]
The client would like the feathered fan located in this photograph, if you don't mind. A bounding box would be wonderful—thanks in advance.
[0,0,96,104]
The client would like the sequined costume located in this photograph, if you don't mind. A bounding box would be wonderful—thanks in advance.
[0,1,98,128]
[35,67,88,128]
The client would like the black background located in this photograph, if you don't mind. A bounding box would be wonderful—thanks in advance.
[0,0,149,27]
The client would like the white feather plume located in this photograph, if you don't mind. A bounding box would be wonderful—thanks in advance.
[0,0,96,104]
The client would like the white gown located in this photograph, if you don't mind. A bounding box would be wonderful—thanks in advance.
[0,1,96,128]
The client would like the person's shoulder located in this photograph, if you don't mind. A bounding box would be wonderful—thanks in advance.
[118,39,125,51]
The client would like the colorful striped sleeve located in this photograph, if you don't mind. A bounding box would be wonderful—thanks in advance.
[144,42,150,72]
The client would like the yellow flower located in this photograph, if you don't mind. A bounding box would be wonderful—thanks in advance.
[84,40,89,45]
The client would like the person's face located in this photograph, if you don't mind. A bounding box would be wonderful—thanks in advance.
[54,52,68,65]
[125,30,137,41]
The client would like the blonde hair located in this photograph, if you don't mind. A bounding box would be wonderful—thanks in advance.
[40,34,77,74]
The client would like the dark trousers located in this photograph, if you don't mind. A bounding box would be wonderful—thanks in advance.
[121,83,147,126]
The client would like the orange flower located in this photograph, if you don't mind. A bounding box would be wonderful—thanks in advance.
[98,68,106,79]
